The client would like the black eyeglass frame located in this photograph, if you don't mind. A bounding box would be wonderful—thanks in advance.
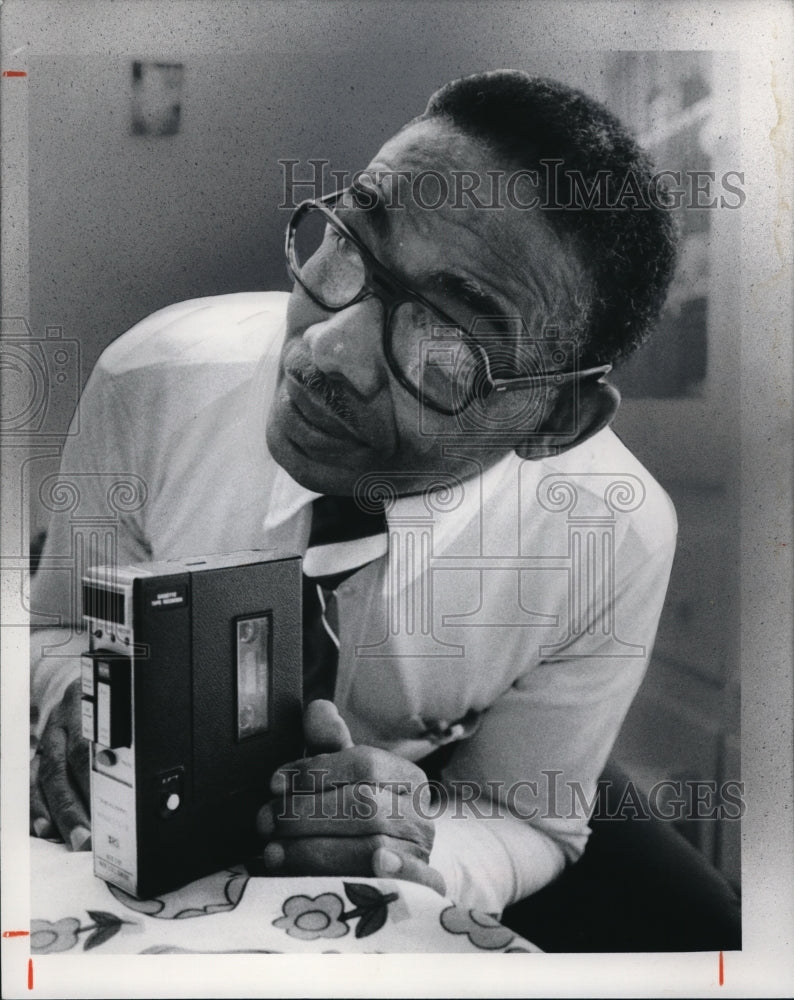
[285,189,612,416]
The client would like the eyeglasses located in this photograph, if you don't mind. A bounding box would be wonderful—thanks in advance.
[285,190,611,416]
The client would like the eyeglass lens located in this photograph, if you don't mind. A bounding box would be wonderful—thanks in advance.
[292,207,484,411]
[292,210,367,308]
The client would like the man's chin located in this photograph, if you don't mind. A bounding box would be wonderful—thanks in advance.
[266,415,359,496]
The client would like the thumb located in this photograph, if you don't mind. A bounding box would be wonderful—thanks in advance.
[372,847,447,898]
[303,699,354,755]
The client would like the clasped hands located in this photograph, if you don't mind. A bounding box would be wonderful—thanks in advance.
[256,700,446,896]
[32,684,445,897]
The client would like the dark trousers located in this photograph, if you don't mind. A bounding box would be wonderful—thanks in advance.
[500,761,742,952]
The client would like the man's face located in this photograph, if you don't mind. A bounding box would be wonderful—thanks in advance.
[266,117,583,496]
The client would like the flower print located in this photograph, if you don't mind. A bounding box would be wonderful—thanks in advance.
[30,918,80,954]
[439,904,515,950]
[273,893,349,941]
[107,868,249,919]
[31,911,137,952]
[273,883,398,941]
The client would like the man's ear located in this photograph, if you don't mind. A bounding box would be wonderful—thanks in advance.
[514,378,621,460]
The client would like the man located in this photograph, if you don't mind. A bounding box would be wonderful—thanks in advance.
[29,70,677,917]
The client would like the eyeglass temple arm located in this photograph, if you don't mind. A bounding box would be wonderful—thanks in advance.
[490,363,613,393]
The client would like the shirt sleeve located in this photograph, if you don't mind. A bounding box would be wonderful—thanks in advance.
[30,355,150,743]
[429,529,677,914]
[29,291,287,744]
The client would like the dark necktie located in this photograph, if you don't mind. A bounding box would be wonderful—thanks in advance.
[302,495,388,704]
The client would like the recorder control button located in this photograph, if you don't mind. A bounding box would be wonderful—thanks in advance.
[95,749,117,768]
[157,768,185,818]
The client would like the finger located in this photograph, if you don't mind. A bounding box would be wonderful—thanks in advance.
[38,724,92,850]
[261,786,434,853]
[303,700,354,755]
[372,846,447,897]
[66,733,91,805]
[271,744,428,799]
[61,682,91,804]
[262,833,427,877]
[29,755,55,838]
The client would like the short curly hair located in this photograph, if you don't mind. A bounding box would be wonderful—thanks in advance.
[418,70,679,367]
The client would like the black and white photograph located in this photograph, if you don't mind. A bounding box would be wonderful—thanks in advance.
[1,1,792,996]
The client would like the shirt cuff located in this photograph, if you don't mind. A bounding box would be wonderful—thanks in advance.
[429,801,568,915]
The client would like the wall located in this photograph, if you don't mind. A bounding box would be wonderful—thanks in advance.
[25,1,618,538]
[26,1,615,413]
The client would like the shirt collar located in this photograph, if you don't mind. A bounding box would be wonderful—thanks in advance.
[263,449,523,546]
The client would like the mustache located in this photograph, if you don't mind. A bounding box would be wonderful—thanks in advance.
[285,357,358,426]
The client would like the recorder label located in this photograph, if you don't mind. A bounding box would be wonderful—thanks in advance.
[148,583,188,610]
[92,767,137,893]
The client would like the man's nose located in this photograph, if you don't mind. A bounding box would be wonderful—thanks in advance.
[302,296,387,398]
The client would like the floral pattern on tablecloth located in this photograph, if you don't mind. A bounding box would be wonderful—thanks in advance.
[31,912,141,953]
[274,883,398,941]
[439,904,517,950]
[30,837,540,953]
[108,867,249,919]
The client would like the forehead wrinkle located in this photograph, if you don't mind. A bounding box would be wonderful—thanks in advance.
[348,151,578,326]
[348,199,551,325]
[442,210,552,315]
[456,207,589,327]
[426,271,511,320]
[372,119,571,308]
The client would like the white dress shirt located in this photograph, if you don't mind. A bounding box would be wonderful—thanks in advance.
[30,291,677,913]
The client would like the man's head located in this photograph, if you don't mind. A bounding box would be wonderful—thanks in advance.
[266,70,678,496]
